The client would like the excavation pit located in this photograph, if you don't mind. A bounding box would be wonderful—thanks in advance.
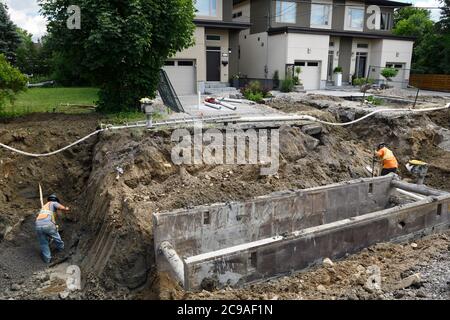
[153,175,450,291]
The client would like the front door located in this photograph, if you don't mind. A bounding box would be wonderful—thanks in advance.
[355,52,368,79]
[206,47,221,81]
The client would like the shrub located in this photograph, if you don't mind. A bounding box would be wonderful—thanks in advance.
[280,77,295,92]
[366,95,383,106]
[293,67,303,85]
[0,54,28,110]
[273,70,279,89]
[240,80,271,102]
[333,66,343,73]
[353,77,375,86]
[381,68,399,80]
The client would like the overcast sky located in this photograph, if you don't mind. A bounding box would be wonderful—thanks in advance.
[2,0,443,42]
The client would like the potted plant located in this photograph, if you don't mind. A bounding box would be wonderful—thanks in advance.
[230,73,242,88]
[333,66,343,86]
[293,67,305,92]
[380,67,399,89]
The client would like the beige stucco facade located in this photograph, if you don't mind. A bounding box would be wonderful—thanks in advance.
[168,26,231,93]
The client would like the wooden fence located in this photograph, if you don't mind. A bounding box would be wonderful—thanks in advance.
[410,74,450,92]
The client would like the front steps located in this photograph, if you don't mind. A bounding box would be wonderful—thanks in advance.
[204,82,239,95]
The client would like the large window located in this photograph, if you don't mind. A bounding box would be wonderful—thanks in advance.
[275,1,297,24]
[347,7,364,29]
[311,4,332,27]
[195,0,217,17]
[380,12,392,30]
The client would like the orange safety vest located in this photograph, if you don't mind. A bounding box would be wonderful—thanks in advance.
[377,147,399,169]
[36,202,57,225]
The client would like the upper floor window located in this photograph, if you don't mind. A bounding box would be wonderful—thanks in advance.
[310,4,332,27]
[233,11,243,19]
[275,1,297,24]
[195,0,217,17]
[380,12,392,30]
[347,7,364,30]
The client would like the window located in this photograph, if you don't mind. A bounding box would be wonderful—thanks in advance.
[380,12,392,30]
[294,61,306,66]
[178,61,194,66]
[329,41,335,47]
[347,7,364,29]
[206,35,221,41]
[311,4,332,27]
[307,62,319,67]
[164,61,175,66]
[275,1,297,24]
[357,43,369,49]
[232,11,243,18]
[195,0,217,17]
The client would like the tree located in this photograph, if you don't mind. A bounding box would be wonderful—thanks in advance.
[0,3,21,63]
[393,7,438,74]
[39,0,196,112]
[437,0,450,32]
[15,28,39,75]
[0,54,28,110]
[393,4,450,75]
[393,8,434,41]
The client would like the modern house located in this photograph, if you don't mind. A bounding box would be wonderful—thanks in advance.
[233,0,415,90]
[163,0,250,95]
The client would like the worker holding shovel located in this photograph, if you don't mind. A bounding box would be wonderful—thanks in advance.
[374,143,399,176]
[35,193,70,264]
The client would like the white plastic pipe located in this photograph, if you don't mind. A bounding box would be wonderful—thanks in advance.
[219,101,237,111]
[395,188,426,201]
[159,241,185,285]
[204,102,221,110]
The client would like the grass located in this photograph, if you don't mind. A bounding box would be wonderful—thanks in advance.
[1,87,99,117]
[0,86,165,125]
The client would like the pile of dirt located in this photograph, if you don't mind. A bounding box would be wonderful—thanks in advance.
[0,100,449,300]
[70,121,374,296]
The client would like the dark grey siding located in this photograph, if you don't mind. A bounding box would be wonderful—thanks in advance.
[223,0,234,22]
[338,37,353,82]
[247,0,400,36]
[250,0,270,34]
[270,0,310,29]
[332,0,345,31]
[363,7,395,34]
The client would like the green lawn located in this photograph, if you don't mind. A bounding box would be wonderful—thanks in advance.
[1,87,151,124]
[2,87,99,116]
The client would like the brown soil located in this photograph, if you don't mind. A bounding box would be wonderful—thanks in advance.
[0,101,449,300]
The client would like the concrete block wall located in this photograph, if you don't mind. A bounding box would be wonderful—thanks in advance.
[153,176,394,259]
[183,195,450,290]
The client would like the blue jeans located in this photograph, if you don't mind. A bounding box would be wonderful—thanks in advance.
[36,224,64,263]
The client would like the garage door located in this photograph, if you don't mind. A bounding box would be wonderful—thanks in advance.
[163,60,196,95]
[386,63,406,88]
[295,61,321,90]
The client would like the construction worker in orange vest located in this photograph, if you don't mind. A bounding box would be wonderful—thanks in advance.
[35,194,70,264]
[375,143,399,176]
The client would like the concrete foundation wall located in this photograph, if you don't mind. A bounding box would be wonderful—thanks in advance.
[184,195,450,290]
[153,176,393,272]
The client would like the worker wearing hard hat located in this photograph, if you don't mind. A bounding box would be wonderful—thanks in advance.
[375,143,399,176]
[35,194,70,264]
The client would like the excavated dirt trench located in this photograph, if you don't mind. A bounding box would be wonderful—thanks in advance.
[0,99,449,299]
